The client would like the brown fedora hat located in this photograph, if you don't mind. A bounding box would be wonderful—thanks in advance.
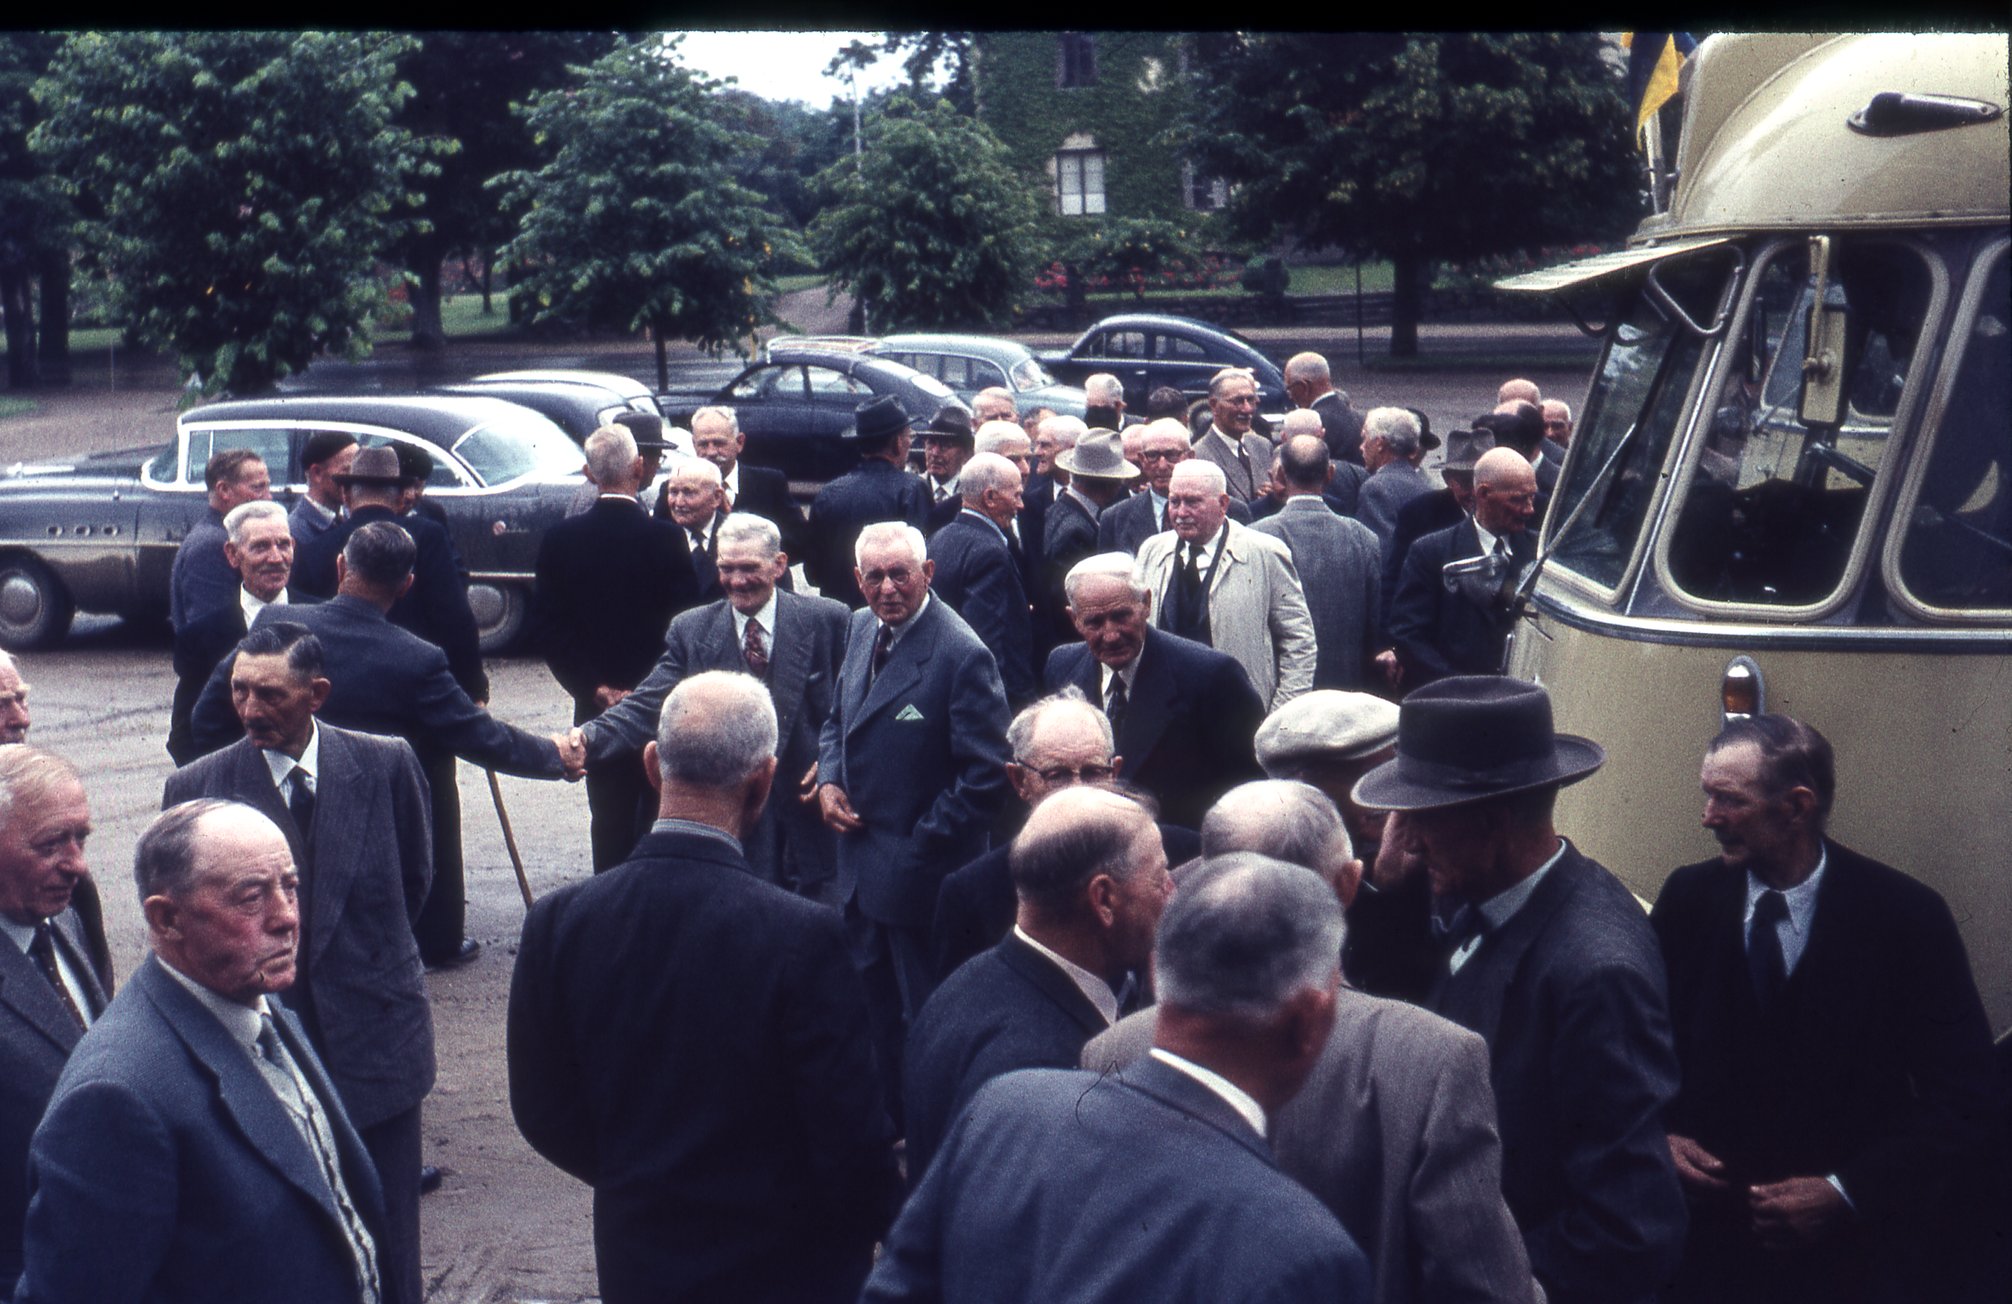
[1351,676,1603,811]
[332,445,404,487]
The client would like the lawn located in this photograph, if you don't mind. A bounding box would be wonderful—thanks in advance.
[0,397,36,420]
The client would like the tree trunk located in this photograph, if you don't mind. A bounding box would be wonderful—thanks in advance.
[474,252,493,315]
[653,329,669,395]
[407,250,446,352]
[36,248,70,386]
[1,267,37,389]
[1389,251,1423,358]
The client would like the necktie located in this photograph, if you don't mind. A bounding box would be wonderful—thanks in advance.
[1749,889,1789,1010]
[1105,676,1128,739]
[28,923,86,1030]
[689,526,707,555]
[934,482,951,504]
[286,764,316,843]
[871,623,895,681]
[743,617,769,678]
[1236,444,1255,496]
[256,1016,382,1304]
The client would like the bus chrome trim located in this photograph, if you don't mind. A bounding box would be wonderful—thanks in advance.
[1524,588,2012,652]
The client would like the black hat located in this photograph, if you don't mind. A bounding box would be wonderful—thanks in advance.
[613,410,671,451]
[332,445,405,487]
[1440,427,1496,474]
[391,441,433,485]
[1351,676,1604,811]
[922,405,975,446]
[847,393,912,442]
[1407,407,1442,452]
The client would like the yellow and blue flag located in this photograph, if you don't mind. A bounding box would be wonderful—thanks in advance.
[1624,32,1698,140]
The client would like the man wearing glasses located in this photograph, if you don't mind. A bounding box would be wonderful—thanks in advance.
[1096,419,1253,556]
[1193,368,1276,503]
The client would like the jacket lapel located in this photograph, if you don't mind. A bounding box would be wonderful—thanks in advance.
[850,601,933,731]
[1432,845,1584,1046]
[0,930,85,1054]
[767,592,814,741]
[299,731,367,964]
[997,933,1109,1037]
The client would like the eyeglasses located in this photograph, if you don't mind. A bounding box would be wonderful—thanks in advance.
[1139,449,1184,462]
[1031,764,1115,785]
[860,567,916,588]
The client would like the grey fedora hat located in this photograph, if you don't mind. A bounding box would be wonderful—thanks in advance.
[1054,428,1140,481]
[1440,426,1496,474]
[332,445,405,487]
[1351,676,1603,811]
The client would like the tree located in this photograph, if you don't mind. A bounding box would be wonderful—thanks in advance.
[390,31,618,350]
[32,31,426,394]
[1184,33,1643,356]
[0,33,68,388]
[492,37,800,392]
[808,96,1040,332]
[878,32,974,115]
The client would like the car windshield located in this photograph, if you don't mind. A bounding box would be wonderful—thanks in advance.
[1010,357,1055,391]
[449,409,582,485]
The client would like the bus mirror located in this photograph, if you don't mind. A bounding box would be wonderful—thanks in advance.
[1800,235,1848,426]
[1443,552,1520,613]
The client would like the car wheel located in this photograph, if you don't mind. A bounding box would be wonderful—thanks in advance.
[0,554,75,650]
[468,581,528,656]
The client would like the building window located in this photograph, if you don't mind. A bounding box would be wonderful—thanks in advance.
[1057,33,1097,88]
[1056,149,1107,216]
[1182,161,1228,211]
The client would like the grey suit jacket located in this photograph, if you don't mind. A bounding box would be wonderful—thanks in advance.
[1084,990,1540,1304]
[581,588,849,884]
[1251,495,1385,690]
[1136,519,1317,709]
[19,957,386,1304]
[1357,462,1433,549]
[162,725,435,1129]
[1193,423,1276,501]
[0,899,111,1293]
[817,597,1010,927]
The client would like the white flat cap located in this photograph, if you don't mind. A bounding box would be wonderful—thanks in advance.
[1255,691,1400,770]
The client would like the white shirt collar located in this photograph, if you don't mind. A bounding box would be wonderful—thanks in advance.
[879,592,931,649]
[1743,845,1828,974]
[723,462,741,506]
[260,719,321,793]
[731,591,780,648]
[160,958,273,1047]
[0,915,37,953]
[1149,1047,1268,1137]
[1472,514,1504,558]
[1012,925,1118,1025]
[240,585,287,625]
[1178,521,1229,571]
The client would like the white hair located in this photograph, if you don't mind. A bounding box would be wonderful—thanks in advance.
[223,499,289,544]
[1364,406,1421,457]
[666,457,723,487]
[690,405,740,437]
[959,452,1020,499]
[975,420,1031,456]
[655,671,778,790]
[1040,414,1087,449]
[1084,373,1125,405]
[583,425,639,485]
[1064,552,1151,606]
[1170,459,1227,495]
[715,513,780,558]
[854,521,927,568]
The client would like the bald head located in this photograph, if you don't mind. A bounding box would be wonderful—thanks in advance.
[1276,434,1331,493]
[1278,408,1325,440]
[1498,378,1542,407]
[1201,781,1355,895]
[1473,447,1539,536]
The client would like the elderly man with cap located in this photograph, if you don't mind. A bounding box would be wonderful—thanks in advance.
[1084,779,1542,1304]
[804,394,930,608]
[1352,676,1686,1304]
[1137,460,1316,711]
[1193,367,1276,502]
[1388,447,1538,687]
[1252,433,1383,691]
[918,407,976,534]
[290,433,358,549]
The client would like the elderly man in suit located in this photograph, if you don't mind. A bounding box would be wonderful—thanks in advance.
[1096,418,1254,556]
[170,448,273,634]
[660,458,729,600]
[1285,350,1367,466]
[0,749,110,1297]
[0,651,27,744]
[169,499,308,764]
[1265,408,1370,519]
[1353,677,1686,1304]
[512,672,899,1304]
[1653,715,1999,1304]
[1389,447,1538,687]
[1354,407,1435,548]
[1253,434,1383,690]
[866,852,1370,1303]
[686,404,805,557]
[817,521,1011,1123]
[805,395,930,607]
[565,513,848,899]
[905,786,1170,1180]
[1381,426,1493,626]
[1138,459,1316,710]
[20,800,387,1304]
[1044,553,1263,830]
[927,451,1035,708]
[164,623,434,1304]
[919,407,976,532]
[289,432,358,549]
[191,522,576,965]
[534,425,697,871]
[1192,366,1275,502]
[1085,781,1540,1304]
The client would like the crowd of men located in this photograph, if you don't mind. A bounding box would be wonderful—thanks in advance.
[0,355,2001,1304]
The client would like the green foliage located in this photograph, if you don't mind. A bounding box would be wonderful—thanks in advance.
[1045,217,1237,302]
[713,87,850,235]
[808,96,1040,330]
[492,37,800,360]
[31,31,428,394]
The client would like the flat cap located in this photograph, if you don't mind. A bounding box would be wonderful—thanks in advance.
[1255,691,1400,770]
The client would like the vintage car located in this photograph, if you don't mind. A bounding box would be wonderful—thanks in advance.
[1039,312,1289,416]
[865,334,1090,419]
[436,375,695,456]
[0,393,585,652]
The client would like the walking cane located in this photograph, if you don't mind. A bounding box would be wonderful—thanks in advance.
[486,769,535,909]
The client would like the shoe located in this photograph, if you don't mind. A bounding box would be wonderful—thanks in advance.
[418,1165,443,1196]
[425,938,481,969]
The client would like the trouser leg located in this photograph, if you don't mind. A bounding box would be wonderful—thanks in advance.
[359,1105,423,1304]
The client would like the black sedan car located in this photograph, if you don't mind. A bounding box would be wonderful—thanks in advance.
[436,376,696,456]
[0,394,584,652]
[1040,312,1289,415]
[661,344,965,486]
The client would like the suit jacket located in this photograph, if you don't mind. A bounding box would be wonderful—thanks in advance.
[0,896,111,1293]
[1430,844,1686,1304]
[508,827,899,1303]
[162,725,435,1130]
[167,509,233,634]
[288,497,340,550]
[1193,424,1276,501]
[167,588,315,765]
[1251,496,1384,690]
[1312,390,1367,465]
[19,957,387,1304]
[582,589,849,886]
[818,598,1010,927]
[1043,627,1263,831]
[1084,990,1540,1304]
[1356,462,1433,549]
[1325,460,1370,520]
[532,495,697,713]
[804,460,930,607]
[903,933,1111,1181]
[1388,517,1532,685]
[863,1060,1372,1303]
[1381,489,1465,625]
[727,462,806,562]
[1039,490,1103,633]
[1651,842,2000,1302]
[928,511,1035,707]
[930,822,1200,983]
[190,595,563,779]
[296,503,488,700]
[1136,519,1317,709]
[1095,490,1252,557]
